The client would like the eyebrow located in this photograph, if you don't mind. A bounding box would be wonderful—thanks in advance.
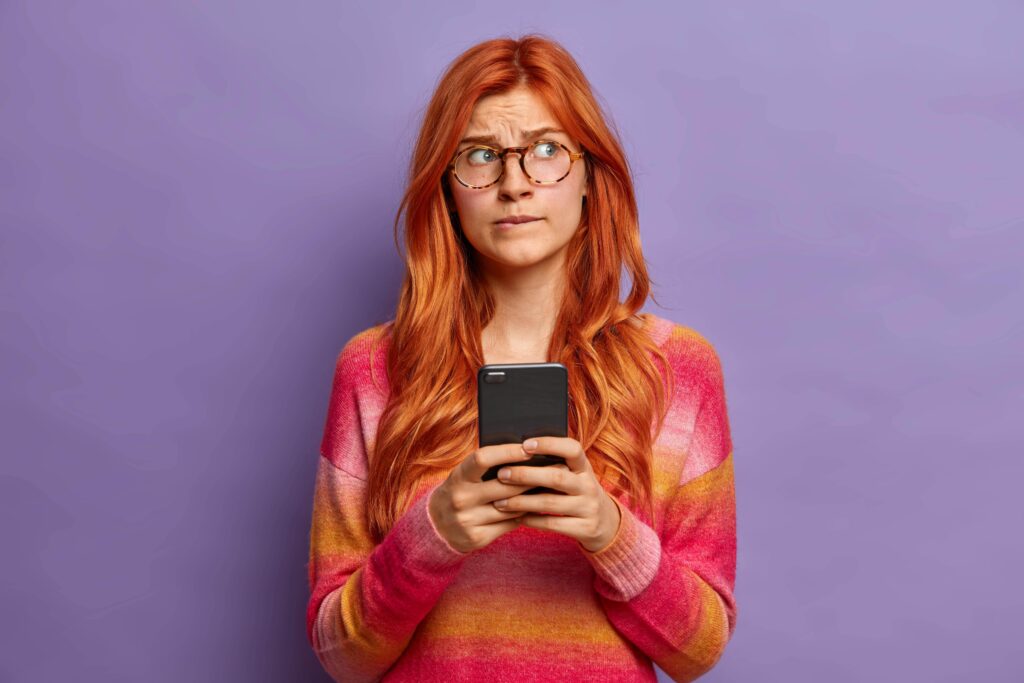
[457,126,568,147]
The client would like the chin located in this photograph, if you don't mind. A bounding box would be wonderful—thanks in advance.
[499,247,564,267]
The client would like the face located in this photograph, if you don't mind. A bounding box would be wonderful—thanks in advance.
[447,85,588,275]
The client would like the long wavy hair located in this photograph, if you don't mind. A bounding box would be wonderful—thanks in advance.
[364,33,674,542]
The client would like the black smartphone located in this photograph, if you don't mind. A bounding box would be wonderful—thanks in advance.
[477,362,568,495]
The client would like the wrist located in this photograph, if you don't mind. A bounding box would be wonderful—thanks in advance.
[584,492,622,553]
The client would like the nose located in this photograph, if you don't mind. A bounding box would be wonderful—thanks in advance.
[497,151,534,198]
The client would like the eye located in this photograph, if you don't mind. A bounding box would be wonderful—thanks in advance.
[466,147,497,165]
[533,141,560,158]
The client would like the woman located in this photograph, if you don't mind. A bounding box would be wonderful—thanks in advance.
[306,34,737,682]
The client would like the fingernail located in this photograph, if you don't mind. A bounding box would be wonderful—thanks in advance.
[494,498,507,508]
[498,467,511,480]
[523,439,538,450]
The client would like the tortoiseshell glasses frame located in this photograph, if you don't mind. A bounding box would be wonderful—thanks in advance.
[447,139,586,189]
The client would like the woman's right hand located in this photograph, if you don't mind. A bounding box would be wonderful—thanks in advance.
[427,443,537,554]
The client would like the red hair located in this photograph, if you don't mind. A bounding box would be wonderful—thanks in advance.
[364,33,674,542]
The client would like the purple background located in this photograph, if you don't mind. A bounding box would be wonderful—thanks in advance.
[2,2,1021,681]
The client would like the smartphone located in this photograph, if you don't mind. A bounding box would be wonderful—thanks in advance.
[477,362,568,495]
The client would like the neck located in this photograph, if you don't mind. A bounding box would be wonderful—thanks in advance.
[478,251,567,363]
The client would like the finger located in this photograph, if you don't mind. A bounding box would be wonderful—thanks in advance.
[522,437,591,474]
[476,504,528,524]
[472,517,523,547]
[517,512,587,539]
[460,443,531,483]
[492,492,578,516]
[476,478,536,504]
[457,479,536,511]
[497,462,582,495]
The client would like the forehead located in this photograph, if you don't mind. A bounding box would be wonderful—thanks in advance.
[462,86,565,143]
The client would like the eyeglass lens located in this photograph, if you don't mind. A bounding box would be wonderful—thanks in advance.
[454,141,572,186]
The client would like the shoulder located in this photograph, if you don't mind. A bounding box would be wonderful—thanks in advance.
[643,314,733,480]
[641,312,727,405]
[320,320,394,471]
[331,320,394,395]
[640,312,722,365]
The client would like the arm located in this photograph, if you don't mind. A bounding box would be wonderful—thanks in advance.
[580,340,737,682]
[306,339,470,682]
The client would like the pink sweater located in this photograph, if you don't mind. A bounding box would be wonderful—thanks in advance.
[306,313,737,682]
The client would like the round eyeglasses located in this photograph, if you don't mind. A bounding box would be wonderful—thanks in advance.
[447,139,585,189]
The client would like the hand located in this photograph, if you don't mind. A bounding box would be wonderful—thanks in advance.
[491,436,622,553]
[428,443,537,553]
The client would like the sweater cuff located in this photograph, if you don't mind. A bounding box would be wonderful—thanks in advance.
[580,495,662,601]
[393,482,473,569]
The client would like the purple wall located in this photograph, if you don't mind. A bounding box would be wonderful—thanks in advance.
[2,2,1021,681]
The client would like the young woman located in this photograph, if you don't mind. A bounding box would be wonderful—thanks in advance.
[306,34,737,682]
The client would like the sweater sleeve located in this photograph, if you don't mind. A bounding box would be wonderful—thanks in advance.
[578,338,738,682]
[305,337,471,682]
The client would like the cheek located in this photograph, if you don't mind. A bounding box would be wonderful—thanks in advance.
[548,184,586,223]
[556,165,587,210]
[452,187,488,216]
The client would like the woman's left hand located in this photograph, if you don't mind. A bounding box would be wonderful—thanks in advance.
[491,436,621,553]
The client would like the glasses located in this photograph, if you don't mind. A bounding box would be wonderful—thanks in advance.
[447,139,585,189]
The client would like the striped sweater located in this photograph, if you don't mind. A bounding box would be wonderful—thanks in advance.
[306,312,737,682]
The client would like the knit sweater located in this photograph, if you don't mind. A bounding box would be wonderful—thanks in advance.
[306,312,737,682]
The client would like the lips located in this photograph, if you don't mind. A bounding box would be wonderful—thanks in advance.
[495,215,541,226]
